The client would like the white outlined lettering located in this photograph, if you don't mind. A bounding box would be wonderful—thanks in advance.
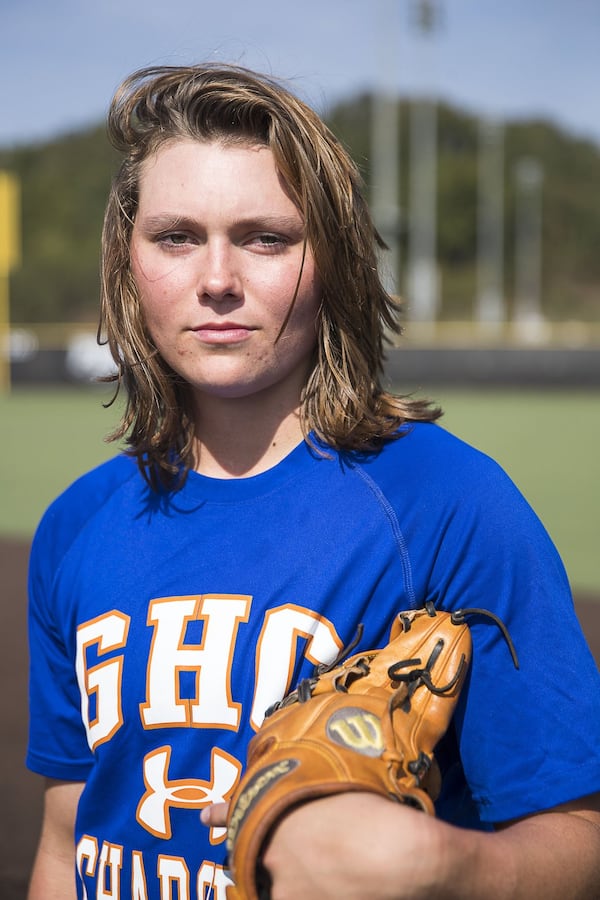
[97,841,123,899]
[75,612,130,750]
[140,595,250,729]
[158,855,190,899]
[252,604,341,728]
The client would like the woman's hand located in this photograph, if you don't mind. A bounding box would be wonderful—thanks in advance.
[200,801,229,829]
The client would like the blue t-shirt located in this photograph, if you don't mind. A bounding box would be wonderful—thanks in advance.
[27,423,600,899]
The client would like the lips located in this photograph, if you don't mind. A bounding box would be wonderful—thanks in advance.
[191,323,254,344]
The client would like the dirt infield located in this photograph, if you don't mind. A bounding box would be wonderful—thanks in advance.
[2,538,599,899]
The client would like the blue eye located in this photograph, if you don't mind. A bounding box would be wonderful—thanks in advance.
[254,233,286,248]
[163,233,189,245]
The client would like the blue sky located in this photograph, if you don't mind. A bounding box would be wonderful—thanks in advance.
[2,0,599,147]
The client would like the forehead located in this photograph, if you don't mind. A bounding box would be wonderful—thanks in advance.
[139,136,268,177]
[137,138,300,214]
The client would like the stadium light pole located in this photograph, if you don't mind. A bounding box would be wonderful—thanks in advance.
[513,157,546,342]
[0,171,20,394]
[476,118,505,335]
[406,0,442,336]
[370,0,402,302]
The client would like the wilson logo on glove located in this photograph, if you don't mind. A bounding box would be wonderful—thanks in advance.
[326,707,384,756]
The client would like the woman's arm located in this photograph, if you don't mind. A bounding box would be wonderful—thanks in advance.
[200,791,600,900]
[258,792,600,900]
[27,779,84,900]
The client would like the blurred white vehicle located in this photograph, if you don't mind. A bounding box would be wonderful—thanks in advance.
[65,332,118,381]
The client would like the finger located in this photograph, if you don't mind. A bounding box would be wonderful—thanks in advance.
[200,801,230,827]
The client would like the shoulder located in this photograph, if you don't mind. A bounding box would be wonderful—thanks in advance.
[30,454,140,585]
[355,421,515,501]
[349,421,561,588]
[39,453,139,527]
[398,420,499,468]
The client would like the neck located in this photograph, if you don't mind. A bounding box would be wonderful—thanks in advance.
[191,392,306,479]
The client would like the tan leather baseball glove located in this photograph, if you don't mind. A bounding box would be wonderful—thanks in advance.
[225,603,518,900]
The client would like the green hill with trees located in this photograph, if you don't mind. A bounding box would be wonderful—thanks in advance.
[1,96,599,328]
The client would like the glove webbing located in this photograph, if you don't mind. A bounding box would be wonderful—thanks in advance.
[267,604,518,721]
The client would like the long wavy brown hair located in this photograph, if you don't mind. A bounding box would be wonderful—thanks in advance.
[100,64,441,487]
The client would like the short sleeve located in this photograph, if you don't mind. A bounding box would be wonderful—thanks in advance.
[27,512,94,780]
[425,453,600,822]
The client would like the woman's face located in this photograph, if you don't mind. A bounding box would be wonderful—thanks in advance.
[130,138,321,408]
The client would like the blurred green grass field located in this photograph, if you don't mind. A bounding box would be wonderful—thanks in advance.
[1,386,599,592]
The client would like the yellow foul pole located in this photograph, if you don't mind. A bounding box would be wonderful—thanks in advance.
[0,171,21,393]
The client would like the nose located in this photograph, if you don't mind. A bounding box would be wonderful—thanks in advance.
[196,241,242,304]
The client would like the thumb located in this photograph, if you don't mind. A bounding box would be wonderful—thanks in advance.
[200,801,230,827]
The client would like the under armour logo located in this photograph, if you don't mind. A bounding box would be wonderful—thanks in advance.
[137,745,241,842]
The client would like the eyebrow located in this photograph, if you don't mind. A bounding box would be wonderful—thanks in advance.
[135,214,306,234]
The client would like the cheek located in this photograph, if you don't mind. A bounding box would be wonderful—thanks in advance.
[130,239,189,298]
[294,267,322,328]
[132,259,188,327]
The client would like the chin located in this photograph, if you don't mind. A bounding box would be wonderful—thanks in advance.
[193,380,268,401]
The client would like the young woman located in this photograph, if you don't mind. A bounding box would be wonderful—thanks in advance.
[27,65,600,900]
